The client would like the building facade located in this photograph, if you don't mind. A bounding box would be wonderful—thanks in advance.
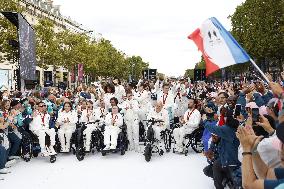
[0,0,89,90]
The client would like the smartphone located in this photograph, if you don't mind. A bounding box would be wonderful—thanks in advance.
[234,104,241,117]
[252,108,260,125]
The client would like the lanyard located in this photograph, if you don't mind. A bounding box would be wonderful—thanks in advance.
[40,113,46,126]
[112,114,118,125]
[174,92,181,102]
[100,108,104,115]
[187,109,195,121]
[163,93,168,104]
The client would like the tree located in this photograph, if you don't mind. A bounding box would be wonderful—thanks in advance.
[125,56,149,80]
[34,19,63,69]
[0,0,24,63]
[230,0,284,71]
[184,69,194,79]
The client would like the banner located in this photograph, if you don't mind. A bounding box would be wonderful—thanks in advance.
[18,14,37,80]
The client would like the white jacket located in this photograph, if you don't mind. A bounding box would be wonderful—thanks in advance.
[30,111,50,131]
[105,113,123,127]
[147,108,169,129]
[135,90,151,108]
[103,93,115,110]
[81,109,95,123]
[182,109,201,129]
[94,107,108,125]
[120,99,139,121]
[157,92,175,110]
[114,85,126,103]
[57,110,78,125]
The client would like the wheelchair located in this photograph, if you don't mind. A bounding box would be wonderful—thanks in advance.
[172,124,204,156]
[139,121,146,143]
[28,131,59,163]
[143,119,170,162]
[73,120,104,161]
[101,123,128,156]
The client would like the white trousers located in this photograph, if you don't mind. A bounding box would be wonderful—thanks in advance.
[138,107,148,129]
[104,126,121,148]
[125,119,139,149]
[33,128,56,150]
[83,124,98,150]
[152,125,166,141]
[58,124,76,150]
[173,126,195,148]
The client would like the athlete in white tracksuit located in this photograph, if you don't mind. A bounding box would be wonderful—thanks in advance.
[173,99,201,153]
[82,100,107,151]
[30,102,56,156]
[57,102,77,152]
[147,101,169,148]
[103,106,123,150]
[157,83,175,128]
[173,86,187,118]
[79,101,96,151]
[121,92,140,151]
[135,84,152,128]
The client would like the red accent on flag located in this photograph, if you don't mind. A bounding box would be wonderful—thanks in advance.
[188,29,220,76]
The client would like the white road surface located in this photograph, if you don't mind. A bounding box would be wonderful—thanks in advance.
[0,150,214,189]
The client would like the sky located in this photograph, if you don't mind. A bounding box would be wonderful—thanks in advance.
[54,0,245,77]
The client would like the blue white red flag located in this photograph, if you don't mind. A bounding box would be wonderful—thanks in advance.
[188,17,251,76]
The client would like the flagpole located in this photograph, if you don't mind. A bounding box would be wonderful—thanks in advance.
[249,58,270,83]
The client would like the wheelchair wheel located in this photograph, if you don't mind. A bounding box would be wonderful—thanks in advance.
[121,149,125,155]
[159,149,164,156]
[102,151,107,156]
[76,146,85,161]
[191,129,204,153]
[144,144,152,162]
[184,149,188,156]
[163,131,170,153]
[50,155,56,163]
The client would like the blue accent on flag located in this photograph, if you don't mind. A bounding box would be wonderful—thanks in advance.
[209,17,251,63]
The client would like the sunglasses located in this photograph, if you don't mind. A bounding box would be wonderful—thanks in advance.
[39,105,46,107]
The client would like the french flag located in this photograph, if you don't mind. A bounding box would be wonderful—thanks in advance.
[188,17,251,76]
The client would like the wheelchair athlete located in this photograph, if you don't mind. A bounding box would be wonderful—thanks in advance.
[29,101,57,157]
[56,102,77,153]
[173,98,201,153]
[81,100,106,152]
[146,101,169,149]
[103,106,123,150]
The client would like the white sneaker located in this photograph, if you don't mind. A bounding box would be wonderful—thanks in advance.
[0,168,11,174]
[49,147,57,155]
[177,147,183,153]
[110,145,116,150]
[134,145,141,153]
[40,150,49,157]
[85,145,91,152]
[8,156,20,160]
[5,159,17,168]
[103,145,110,151]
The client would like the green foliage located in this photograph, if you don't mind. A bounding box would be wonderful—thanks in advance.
[230,0,284,66]
[0,0,24,63]
[0,0,149,81]
[184,69,194,78]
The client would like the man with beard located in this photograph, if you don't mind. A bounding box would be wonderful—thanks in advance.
[173,98,201,153]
